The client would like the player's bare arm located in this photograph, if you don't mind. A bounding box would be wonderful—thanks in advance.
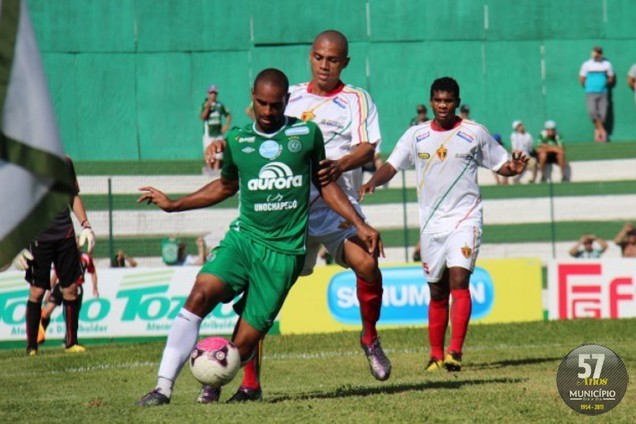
[138,177,239,212]
[496,151,529,177]
[317,142,376,186]
[205,139,228,167]
[359,162,398,202]
[312,166,384,257]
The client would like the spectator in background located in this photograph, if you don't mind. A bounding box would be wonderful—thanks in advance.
[492,134,509,185]
[510,120,538,184]
[409,104,428,126]
[579,46,614,142]
[537,120,568,182]
[174,237,206,266]
[459,104,470,120]
[112,250,137,268]
[614,223,636,258]
[569,234,608,258]
[200,85,231,173]
[628,64,636,103]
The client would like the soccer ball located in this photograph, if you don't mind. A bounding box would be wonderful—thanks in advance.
[189,337,241,387]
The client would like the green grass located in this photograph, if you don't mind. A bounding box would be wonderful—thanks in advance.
[1,320,634,422]
[80,180,636,211]
[74,142,636,175]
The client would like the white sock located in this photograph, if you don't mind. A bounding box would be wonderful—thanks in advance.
[155,308,202,397]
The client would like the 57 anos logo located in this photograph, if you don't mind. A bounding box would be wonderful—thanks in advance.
[556,344,628,415]
[247,162,302,191]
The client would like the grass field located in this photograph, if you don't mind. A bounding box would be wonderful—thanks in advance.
[1,319,634,423]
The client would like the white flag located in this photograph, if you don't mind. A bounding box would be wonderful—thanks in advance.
[0,0,73,267]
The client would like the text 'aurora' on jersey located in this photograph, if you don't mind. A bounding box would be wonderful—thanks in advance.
[247,162,303,191]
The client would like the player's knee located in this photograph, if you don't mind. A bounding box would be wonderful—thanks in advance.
[353,256,379,282]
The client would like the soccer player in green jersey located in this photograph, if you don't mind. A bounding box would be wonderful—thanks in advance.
[136,68,383,406]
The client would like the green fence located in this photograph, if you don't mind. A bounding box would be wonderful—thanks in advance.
[28,0,636,162]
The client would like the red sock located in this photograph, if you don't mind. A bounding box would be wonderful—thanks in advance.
[449,289,472,355]
[428,297,449,359]
[356,274,383,345]
[241,340,262,389]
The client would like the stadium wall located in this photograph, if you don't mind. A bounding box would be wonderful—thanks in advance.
[27,0,636,161]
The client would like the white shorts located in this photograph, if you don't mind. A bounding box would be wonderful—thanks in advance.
[300,226,358,276]
[419,226,481,283]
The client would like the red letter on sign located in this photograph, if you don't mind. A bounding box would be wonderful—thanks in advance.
[609,278,634,318]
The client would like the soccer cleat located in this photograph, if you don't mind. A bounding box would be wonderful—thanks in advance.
[444,351,462,372]
[361,338,392,381]
[136,389,171,407]
[196,385,221,404]
[26,348,38,357]
[65,344,87,353]
[226,386,263,403]
[37,321,46,344]
[425,357,444,372]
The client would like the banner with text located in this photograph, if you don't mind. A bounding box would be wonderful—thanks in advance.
[547,259,636,320]
[280,259,544,334]
[0,267,248,342]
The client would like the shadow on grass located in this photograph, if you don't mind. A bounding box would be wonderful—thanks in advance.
[471,357,562,370]
[267,377,526,403]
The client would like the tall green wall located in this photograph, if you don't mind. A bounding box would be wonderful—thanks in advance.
[27,0,636,161]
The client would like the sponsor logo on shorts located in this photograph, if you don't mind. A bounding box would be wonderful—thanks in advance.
[259,140,283,159]
[416,131,430,142]
[284,126,310,136]
[242,147,255,154]
[436,146,448,160]
[327,266,495,324]
[418,152,431,159]
[457,131,474,143]
[248,162,303,191]
[287,139,303,153]
[461,244,473,258]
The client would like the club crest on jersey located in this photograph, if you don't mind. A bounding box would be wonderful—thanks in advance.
[461,244,472,259]
[418,152,431,160]
[301,111,316,122]
[248,162,303,191]
[287,139,302,153]
[436,146,448,160]
[242,147,255,154]
[416,131,430,143]
[284,126,310,136]
[259,140,283,160]
[457,131,474,143]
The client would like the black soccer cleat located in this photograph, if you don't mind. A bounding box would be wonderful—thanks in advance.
[136,389,171,407]
[226,386,263,403]
[444,350,462,372]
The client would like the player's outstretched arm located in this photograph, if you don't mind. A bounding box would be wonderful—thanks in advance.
[317,143,376,186]
[496,151,529,177]
[359,162,398,202]
[313,174,384,258]
[138,177,239,212]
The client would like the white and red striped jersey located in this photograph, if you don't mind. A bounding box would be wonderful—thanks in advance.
[387,119,509,234]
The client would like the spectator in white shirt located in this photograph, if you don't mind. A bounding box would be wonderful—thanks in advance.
[510,120,537,184]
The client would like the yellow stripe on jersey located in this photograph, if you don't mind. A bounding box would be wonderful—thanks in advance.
[417,126,463,191]
[343,86,369,144]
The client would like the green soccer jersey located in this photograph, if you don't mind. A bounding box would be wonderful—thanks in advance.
[201,100,229,137]
[221,117,326,255]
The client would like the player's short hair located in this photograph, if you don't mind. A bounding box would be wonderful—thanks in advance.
[430,77,460,100]
[253,68,289,93]
[313,30,349,57]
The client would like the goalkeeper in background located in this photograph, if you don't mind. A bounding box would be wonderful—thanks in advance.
[14,156,95,355]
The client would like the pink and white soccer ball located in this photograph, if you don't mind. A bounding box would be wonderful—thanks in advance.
[189,337,240,387]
